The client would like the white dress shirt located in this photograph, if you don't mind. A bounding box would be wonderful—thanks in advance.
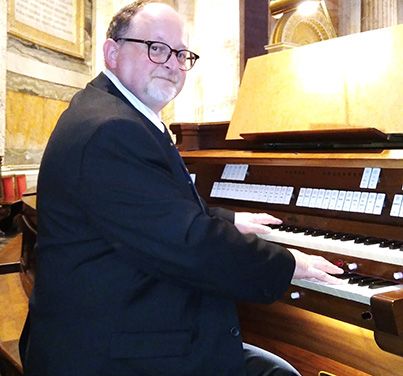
[103,69,165,133]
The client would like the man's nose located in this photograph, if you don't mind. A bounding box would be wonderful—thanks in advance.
[164,53,180,69]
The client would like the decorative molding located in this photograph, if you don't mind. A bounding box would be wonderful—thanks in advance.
[6,51,89,89]
[8,0,85,58]
[6,71,79,102]
[270,1,336,47]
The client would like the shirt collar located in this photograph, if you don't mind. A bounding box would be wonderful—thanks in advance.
[103,69,165,133]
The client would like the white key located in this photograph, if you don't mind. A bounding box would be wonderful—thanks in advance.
[258,229,403,266]
[291,278,403,305]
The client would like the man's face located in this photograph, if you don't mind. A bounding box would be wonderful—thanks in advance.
[112,7,187,113]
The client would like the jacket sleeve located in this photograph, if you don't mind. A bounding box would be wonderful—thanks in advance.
[79,119,295,303]
[208,207,235,223]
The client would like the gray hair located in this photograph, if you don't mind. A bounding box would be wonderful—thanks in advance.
[106,1,152,40]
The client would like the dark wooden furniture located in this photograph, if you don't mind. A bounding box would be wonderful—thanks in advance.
[170,121,231,151]
[17,214,36,298]
[0,269,26,376]
[0,192,37,375]
[239,0,270,76]
[0,340,23,376]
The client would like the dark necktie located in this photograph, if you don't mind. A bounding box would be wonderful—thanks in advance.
[161,125,206,213]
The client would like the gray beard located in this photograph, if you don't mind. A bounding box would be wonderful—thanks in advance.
[146,78,178,104]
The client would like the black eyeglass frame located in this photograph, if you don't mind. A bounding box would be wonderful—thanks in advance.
[115,38,199,71]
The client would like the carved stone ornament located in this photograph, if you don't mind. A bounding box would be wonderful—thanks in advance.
[268,0,336,51]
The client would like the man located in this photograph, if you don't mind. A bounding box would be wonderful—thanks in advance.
[21,1,343,375]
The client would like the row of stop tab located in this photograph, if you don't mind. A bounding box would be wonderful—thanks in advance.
[296,187,386,215]
[298,189,403,218]
[208,180,402,218]
[210,182,294,205]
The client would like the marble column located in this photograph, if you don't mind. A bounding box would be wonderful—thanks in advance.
[171,0,240,124]
[398,0,403,23]
[92,0,115,76]
[338,0,362,36]
[0,0,6,158]
[361,0,398,32]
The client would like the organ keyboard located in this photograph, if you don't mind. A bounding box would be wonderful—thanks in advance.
[260,225,403,266]
[290,275,402,305]
[179,146,403,375]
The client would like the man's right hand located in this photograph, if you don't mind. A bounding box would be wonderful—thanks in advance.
[288,248,345,284]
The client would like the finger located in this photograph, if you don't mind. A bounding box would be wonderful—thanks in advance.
[311,258,344,274]
[308,267,345,285]
[319,273,346,285]
[313,261,344,275]
[249,223,273,234]
[250,213,282,225]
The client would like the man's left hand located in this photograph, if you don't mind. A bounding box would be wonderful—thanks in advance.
[234,212,282,235]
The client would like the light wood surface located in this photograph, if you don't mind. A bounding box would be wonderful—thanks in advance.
[0,235,26,373]
[0,235,21,266]
[241,330,371,376]
[0,271,27,343]
[238,302,403,376]
[21,195,36,211]
[227,24,403,139]
[181,148,403,166]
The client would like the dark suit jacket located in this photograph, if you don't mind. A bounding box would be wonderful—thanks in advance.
[22,73,295,376]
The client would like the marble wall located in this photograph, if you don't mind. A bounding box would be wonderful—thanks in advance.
[0,0,6,158]
[4,0,93,167]
[6,90,68,165]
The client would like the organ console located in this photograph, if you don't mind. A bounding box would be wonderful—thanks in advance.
[172,23,403,376]
[176,131,403,376]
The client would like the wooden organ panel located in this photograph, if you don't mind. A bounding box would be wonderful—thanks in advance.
[181,149,403,376]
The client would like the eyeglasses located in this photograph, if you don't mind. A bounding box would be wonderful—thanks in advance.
[116,38,199,71]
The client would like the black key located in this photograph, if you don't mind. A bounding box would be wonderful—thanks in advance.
[340,233,356,242]
[324,231,335,239]
[389,241,403,250]
[304,228,315,235]
[358,278,380,286]
[368,280,396,289]
[354,236,367,244]
[364,237,382,245]
[338,272,358,280]
[348,275,373,284]
[332,232,346,240]
[311,230,326,237]
[292,227,306,234]
[379,240,392,248]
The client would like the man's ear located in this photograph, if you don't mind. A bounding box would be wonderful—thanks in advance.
[103,39,120,69]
